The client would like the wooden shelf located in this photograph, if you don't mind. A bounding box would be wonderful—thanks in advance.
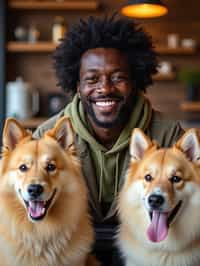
[20,117,47,129]
[180,101,200,112]
[7,42,197,55]
[7,42,57,52]
[155,46,196,55]
[153,72,176,81]
[8,0,99,10]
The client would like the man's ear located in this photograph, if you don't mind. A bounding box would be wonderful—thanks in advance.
[3,118,30,151]
[175,128,200,162]
[45,117,74,150]
[130,128,153,161]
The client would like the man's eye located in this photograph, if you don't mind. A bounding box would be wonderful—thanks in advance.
[85,76,98,84]
[112,75,127,83]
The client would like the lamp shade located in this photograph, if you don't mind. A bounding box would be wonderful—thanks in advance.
[121,0,168,18]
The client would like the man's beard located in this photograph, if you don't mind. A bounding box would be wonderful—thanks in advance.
[81,91,135,129]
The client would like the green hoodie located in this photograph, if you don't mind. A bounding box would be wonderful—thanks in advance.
[64,93,152,203]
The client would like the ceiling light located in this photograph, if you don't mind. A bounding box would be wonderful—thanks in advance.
[121,0,168,18]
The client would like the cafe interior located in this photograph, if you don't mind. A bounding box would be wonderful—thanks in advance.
[0,0,200,140]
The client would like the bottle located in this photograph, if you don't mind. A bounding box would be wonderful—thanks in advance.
[28,25,40,43]
[52,16,66,44]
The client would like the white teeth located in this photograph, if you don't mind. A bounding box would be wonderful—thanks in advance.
[95,101,115,107]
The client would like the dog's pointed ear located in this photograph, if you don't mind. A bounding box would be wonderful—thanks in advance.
[45,117,74,150]
[3,118,30,151]
[130,128,152,161]
[175,129,200,162]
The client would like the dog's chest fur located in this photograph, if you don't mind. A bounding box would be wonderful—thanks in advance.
[0,228,89,266]
[119,231,200,266]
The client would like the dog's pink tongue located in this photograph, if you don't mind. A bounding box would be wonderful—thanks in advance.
[147,211,168,242]
[28,201,45,218]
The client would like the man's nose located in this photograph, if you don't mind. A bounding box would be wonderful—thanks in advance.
[97,77,113,94]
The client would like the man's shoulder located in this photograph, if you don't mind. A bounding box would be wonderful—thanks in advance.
[33,109,65,139]
[146,110,184,147]
[150,110,180,128]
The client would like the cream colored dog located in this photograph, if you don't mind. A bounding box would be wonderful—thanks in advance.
[0,117,99,266]
[117,128,200,266]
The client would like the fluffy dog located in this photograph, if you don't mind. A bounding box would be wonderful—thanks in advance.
[117,128,200,266]
[0,117,99,266]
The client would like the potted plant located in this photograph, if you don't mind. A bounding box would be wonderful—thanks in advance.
[178,68,200,101]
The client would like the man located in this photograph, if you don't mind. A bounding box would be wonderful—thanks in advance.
[33,15,183,266]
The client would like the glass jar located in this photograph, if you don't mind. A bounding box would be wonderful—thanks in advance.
[52,16,66,44]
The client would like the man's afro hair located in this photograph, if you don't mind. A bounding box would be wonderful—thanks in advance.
[53,14,158,96]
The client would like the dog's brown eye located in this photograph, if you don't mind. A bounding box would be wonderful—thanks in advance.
[144,174,153,182]
[170,175,182,183]
[19,164,28,172]
[46,163,56,172]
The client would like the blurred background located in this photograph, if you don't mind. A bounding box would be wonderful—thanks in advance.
[1,0,200,139]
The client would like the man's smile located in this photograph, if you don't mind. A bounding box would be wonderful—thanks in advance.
[95,100,117,107]
[91,97,122,113]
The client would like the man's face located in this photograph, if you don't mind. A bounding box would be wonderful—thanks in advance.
[78,48,136,128]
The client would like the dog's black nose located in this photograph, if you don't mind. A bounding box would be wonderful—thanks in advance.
[148,194,164,209]
[27,184,44,198]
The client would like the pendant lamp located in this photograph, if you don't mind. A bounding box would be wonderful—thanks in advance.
[121,0,168,18]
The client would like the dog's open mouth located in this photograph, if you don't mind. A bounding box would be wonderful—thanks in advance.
[21,189,57,221]
[147,200,182,243]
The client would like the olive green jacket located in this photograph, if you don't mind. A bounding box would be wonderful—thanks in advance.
[33,109,183,223]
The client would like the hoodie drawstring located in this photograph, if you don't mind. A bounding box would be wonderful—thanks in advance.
[114,153,120,198]
[98,151,104,202]
[98,151,120,202]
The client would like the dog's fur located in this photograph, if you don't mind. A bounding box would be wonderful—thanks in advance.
[117,128,200,266]
[0,117,99,266]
